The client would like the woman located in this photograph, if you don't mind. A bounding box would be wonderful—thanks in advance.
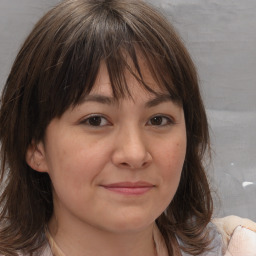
[0,0,255,255]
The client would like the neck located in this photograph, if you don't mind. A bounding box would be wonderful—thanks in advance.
[48,216,157,256]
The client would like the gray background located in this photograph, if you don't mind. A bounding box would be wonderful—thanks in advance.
[1,0,256,221]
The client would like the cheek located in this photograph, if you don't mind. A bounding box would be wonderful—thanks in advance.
[171,142,186,169]
[160,139,186,174]
[46,136,110,189]
[150,138,186,216]
[156,138,186,197]
[47,142,110,209]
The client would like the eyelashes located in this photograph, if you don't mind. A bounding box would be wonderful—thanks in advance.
[80,115,111,127]
[80,114,175,128]
[146,115,175,126]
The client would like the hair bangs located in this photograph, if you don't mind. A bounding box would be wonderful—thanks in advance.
[45,2,184,118]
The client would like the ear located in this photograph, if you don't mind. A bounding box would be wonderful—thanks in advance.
[26,140,48,173]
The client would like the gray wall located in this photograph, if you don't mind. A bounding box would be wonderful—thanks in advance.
[1,0,256,221]
[155,0,256,221]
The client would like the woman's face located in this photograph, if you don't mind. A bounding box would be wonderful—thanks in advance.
[30,61,187,234]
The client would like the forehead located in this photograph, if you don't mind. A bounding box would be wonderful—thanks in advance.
[90,58,169,99]
[81,60,184,111]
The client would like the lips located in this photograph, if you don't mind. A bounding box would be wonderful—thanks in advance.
[101,181,155,195]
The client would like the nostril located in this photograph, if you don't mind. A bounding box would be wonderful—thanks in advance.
[119,160,149,169]
[121,162,130,167]
[142,161,148,167]
[111,144,152,169]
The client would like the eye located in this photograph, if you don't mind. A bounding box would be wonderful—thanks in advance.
[147,115,174,126]
[81,115,110,127]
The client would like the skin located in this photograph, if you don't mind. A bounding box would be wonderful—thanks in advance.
[26,60,187,256]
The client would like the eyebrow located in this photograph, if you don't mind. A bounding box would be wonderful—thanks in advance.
[80,95,117,105]
[145,94,174,108]
[80,93,175,107]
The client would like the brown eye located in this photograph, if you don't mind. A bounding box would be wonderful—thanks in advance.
[151,116,163,125]
[82,115,110,127]
[147,115,174,126]
[88,116,102,126]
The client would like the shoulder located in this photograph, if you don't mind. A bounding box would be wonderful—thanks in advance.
[212,215,256,255]
[226,226,256,256]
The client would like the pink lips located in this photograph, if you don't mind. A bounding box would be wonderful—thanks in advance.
[101,181,154,195]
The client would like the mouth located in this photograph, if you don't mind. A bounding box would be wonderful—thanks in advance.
[100,181,155,195]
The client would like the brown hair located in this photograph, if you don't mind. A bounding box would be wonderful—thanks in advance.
[0,0,212,255]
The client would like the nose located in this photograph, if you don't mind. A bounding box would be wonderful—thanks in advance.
[111,126,152,169]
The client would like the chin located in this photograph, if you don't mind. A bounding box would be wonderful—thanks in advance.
[105,214,156,234]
